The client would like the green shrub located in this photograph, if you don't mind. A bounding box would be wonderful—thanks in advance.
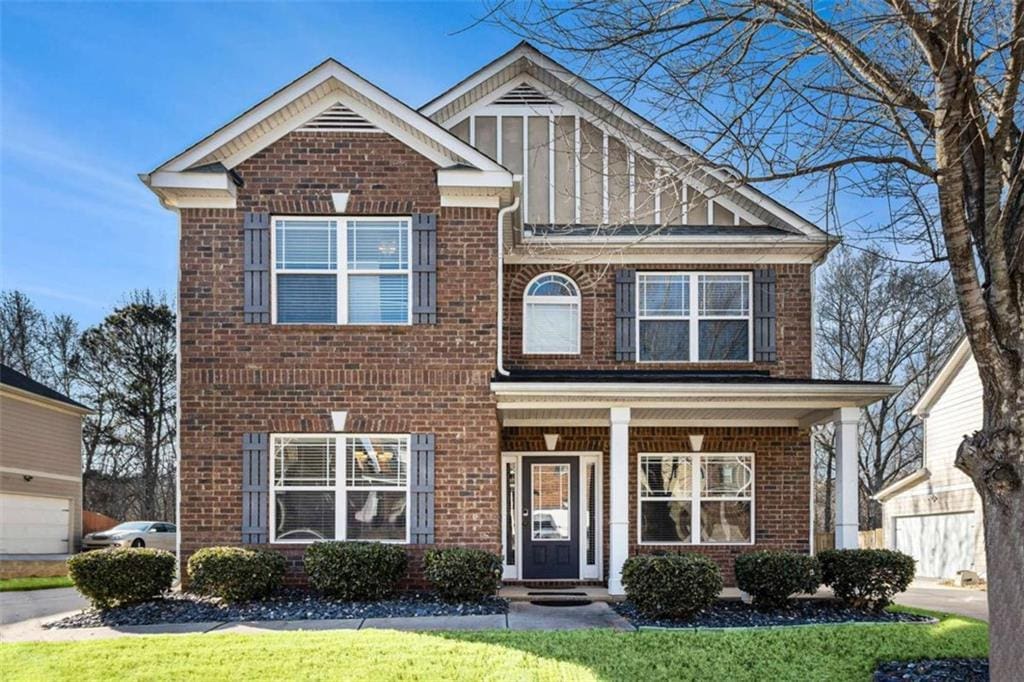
[818,548,915,611]
[187,547,286,603]
[303,542,407,600]
[67,548,176,609]
[424,548,502,602]
[734,551,822,609]
[621,553,723,619]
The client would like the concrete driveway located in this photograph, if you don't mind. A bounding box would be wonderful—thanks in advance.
[0,587,88,625]
[894,580,989,621]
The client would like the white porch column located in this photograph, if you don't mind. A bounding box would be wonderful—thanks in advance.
[834,407,860,549]
[608,407,630,594]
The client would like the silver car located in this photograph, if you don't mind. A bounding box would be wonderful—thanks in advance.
[82,521,177,551]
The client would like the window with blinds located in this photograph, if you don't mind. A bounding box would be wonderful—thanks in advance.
[272,217,411,325]
[637,272,751,362]
[523,273,581,354]
[270,434,410,543]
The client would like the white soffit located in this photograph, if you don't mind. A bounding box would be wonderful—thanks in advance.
[422,43,827,240]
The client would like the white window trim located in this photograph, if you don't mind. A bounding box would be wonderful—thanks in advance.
[270,216,413,326]
[522,272,582,355]
[637,452,755,546]
[636,271,753,363]
[269,433,411,544]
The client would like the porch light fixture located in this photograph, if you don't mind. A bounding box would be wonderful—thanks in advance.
[331,410,348,432]
[543,433,560,451]
[688,434,704,452]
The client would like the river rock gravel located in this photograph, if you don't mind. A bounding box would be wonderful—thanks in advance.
[613,599,934,629]
[873,659,989,681]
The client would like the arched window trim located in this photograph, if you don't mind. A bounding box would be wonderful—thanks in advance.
[523,272,582,355]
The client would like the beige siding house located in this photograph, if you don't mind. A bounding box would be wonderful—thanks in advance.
[876,339,986,579]
[0,365,89,560]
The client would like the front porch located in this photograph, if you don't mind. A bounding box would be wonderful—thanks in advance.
[492,371,896,594]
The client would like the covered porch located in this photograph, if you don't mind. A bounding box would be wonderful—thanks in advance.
[493,371,896,594]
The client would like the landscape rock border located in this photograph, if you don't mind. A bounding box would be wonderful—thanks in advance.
[873,658,989,681]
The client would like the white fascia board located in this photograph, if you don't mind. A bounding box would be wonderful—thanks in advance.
[426,44,826,239]
[436,168,513,188]
[155,59,507,176]
[491,381,898,406]
[147,171,235,191]
[440,194,501,208]
[522,233,826,246]
[912,338,971,416]
[504,247,827,266]
[872,468,930,502]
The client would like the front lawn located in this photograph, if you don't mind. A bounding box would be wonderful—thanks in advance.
[0,609,987,681]
[0,576,73,592]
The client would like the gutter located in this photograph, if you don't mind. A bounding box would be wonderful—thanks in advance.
[495,194,521,377]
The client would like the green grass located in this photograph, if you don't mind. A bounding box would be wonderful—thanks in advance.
[0,576,73,592]
[0,609,987,681]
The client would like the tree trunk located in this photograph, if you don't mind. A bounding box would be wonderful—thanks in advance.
[956,391,1024,681]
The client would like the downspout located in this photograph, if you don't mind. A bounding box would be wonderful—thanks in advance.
[496,195,520,377]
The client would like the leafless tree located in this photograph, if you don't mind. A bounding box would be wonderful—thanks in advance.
[491,1,1022,672]
[814,247,961,531]
[0,290,46,376]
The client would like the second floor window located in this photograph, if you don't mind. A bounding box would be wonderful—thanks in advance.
[638,272,751,362]
[273,216,410,325]
[523,272,581,354]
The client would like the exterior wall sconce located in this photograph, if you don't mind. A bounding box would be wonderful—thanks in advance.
[688,434,704,452]
[543,433,560,451]
[331,410,348,432]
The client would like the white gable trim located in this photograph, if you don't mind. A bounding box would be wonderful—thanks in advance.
[913,338,972,417]
[153,59,508,177]
[423,44,826,239]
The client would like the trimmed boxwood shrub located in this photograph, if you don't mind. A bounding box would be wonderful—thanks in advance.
[621,553,723,618]
[818,548,915,611]
[734,551,822,608]
[424,547,502,602]
[304,541,407,600]
[187,547,286,603]
[67,548,176,609]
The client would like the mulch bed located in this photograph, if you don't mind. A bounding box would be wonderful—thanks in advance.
[873,659,989,681]
[44,590,508,630]
[613,599,934,629]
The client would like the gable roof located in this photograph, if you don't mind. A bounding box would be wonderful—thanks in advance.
[913,338,973,416]
[142,58,512,208]
[1,364,90,413]
[421,42,829,240]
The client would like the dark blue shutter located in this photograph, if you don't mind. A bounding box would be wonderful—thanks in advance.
[244,213,271,323]
[409,433,435,543]
[241,433,269,543]
[412,214,437,324]
[753,268,777,362]
[615,269,636,361]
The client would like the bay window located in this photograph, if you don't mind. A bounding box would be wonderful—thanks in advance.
[638,452,753,544]
[271,434,410,543]
[637,272,751,362]
[273,216,411,324]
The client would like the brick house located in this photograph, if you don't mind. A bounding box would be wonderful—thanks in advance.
[142,43,893,591]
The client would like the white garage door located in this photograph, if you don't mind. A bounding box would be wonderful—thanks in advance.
[895,512,975,579]
[0,494,71,554]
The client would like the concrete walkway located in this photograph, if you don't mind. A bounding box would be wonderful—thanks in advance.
[894,580,989,621]
[0,601,634,643]
[0,588,88,626]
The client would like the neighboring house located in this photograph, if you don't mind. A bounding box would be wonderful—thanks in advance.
[0,365,89,558]
[142,42,894,591]
[876,339,985,579]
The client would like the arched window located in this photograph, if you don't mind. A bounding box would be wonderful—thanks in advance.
[523,273,581,354]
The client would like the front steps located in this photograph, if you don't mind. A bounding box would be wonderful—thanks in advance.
[499,584,622,603]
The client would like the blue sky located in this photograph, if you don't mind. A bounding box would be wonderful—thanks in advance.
[1,2,522,324]
[1,2,884,326]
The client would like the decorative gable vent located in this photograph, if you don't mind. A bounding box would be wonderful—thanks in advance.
[492,83,556,106]
[299,103,380,132]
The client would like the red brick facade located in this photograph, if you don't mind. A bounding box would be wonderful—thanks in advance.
[504,263,813,377]
[501,426,811,585]
[177,128,816,586]
[178,131,502,580]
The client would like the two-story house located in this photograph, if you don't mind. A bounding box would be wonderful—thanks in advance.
[142,42,894,592]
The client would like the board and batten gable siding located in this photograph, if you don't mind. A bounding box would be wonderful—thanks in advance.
[177,129,501,585]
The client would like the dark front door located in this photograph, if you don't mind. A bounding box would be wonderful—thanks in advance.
[522,456,579,579]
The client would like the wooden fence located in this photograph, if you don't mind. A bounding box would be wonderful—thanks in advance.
[83,511,119,535]
[814,528,884,553]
